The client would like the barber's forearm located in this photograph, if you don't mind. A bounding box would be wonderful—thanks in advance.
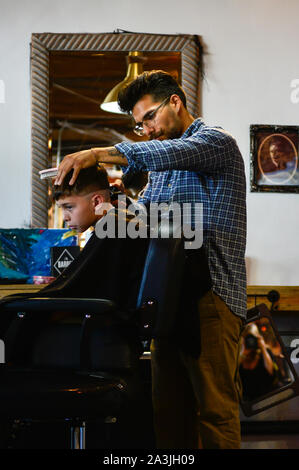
[91,147,128,167]
[55,146,128,186]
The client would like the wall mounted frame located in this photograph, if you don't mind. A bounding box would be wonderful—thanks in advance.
[250,124,299,193]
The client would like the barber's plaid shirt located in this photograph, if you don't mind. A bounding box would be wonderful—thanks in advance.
[115,118,247,319]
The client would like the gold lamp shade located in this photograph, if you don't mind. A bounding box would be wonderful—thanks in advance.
[100,51,144,114]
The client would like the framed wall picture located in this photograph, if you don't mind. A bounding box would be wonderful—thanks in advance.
[250,124,299,192]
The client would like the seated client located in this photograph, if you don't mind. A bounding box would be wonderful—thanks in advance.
[42,164,149,312]
[0,166,153,448]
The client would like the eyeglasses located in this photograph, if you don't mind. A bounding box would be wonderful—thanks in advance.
[133,96,170,136]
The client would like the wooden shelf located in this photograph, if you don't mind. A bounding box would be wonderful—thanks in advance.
[1,284,298,311]
[247,286,299,311]
[0,284,44,298]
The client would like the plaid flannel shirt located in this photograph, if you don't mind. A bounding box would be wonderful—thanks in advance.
[115,118,247,319]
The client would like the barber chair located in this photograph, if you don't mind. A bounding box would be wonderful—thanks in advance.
[0,229,185,449]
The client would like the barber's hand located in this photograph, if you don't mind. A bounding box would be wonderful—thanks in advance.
[55,149,97,186]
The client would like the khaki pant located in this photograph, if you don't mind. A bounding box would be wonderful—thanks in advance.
[150,290,243,449]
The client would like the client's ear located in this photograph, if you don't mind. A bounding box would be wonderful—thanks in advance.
[92,193,111,217]
[92,193,104,209]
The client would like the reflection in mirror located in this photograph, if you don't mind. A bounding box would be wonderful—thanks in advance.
[30,33,202,228]
[48,51,181,228]
[240,317,294,401]
[239,305,299,417]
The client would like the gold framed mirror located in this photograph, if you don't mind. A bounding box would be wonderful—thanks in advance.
[30,32,202,228]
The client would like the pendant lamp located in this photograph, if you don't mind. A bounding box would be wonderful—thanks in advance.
[100,51,143,114]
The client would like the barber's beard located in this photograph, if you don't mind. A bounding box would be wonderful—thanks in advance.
[150,126,182,141]
[165,127,182,139]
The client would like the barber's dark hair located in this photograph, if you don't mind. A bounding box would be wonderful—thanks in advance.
[53,164,110,201]
[117,70,187,114]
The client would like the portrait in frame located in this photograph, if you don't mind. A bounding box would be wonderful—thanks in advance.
[250,124,299,193]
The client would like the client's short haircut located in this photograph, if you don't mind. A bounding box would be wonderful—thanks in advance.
[53,165,110,201]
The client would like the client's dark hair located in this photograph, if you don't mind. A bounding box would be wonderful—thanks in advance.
[53,165,110,201]
[117,70,187,114]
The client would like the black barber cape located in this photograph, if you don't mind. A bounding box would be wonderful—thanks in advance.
[0,208,149,370]
[40,208,149,312]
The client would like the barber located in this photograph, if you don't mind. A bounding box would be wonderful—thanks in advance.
[55,70,247,449]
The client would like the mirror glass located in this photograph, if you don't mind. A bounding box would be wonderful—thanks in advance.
[48,51,181,228]
[239,314,298,416]
[31,33,202,228]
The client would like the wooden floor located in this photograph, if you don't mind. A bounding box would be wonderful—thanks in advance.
[2,420,299,449]
[241,434,299,449]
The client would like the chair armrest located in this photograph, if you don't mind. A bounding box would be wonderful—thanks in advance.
[1,296,116,316]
